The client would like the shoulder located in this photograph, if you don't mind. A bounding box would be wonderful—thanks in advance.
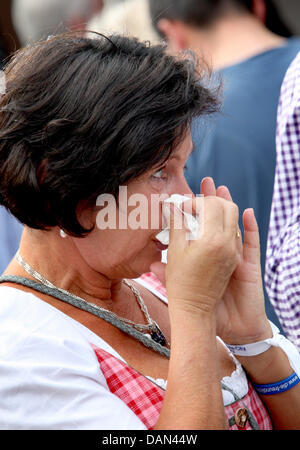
[0,285,104,354]
[0,286,145,429]
[0,285,126,355]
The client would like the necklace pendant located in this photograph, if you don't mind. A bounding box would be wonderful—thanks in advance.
[150,322,166,346]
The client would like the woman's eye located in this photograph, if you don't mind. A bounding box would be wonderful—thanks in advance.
[151,167,166,180]
[152,169,164,179]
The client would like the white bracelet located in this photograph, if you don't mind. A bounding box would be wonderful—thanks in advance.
[225,321,300,376]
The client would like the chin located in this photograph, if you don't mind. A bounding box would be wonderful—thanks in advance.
[129,249,162,279]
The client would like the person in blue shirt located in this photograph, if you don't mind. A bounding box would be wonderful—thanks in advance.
[0,208,23,274]
[149,0,300,332]
[0,18,23,274]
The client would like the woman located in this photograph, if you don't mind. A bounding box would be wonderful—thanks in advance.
[0,32,299,430]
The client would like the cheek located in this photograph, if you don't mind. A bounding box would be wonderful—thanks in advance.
[74,202,164,277]
[124,187,168,232]
[73,226,158,270]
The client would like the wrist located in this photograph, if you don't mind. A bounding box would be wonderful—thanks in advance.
[224,321,300,386]
[169,304,217,353]
[224,320,275,356]
[168,295,218,319]
[224,318,272,347]
[237,346,293,385]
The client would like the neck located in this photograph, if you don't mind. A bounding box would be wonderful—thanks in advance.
[7,227,123,308]
[187,14,286,70]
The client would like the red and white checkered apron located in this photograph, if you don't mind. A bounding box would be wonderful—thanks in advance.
[139,272,167,299]
[92,345,273,430]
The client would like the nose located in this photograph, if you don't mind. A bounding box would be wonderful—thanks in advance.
[173,174,195,199]
[183,180,194,198]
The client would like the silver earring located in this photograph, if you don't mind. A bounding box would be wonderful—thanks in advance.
[60,229,67,238]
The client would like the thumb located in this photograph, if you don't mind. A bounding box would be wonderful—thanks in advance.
[150,261,167,287]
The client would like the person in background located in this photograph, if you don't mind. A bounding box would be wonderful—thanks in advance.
[0,0,20,54]
[0,0,23,274]
[12,0,103,45]
[149,0,300,332]
[265,52,300,351]
[0,209,23,274]
[87,0,160,44]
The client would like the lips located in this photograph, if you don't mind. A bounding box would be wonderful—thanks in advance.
[153,239,169,251]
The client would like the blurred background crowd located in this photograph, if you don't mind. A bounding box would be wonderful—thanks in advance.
[1,0,300,341]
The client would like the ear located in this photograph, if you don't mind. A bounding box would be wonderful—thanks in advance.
[157,18,188,52]
[252,0,267,24]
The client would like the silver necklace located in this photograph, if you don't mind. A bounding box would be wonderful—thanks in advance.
[15,251,168,347]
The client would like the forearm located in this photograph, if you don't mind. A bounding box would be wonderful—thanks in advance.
[238,346,300,429]
[155,307,226,430]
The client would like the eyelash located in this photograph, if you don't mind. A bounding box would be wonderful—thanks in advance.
[151,166,167,180]
[151,164,188,181]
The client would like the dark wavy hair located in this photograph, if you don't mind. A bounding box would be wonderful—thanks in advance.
[0,32,219,237]
[149,0,292,37]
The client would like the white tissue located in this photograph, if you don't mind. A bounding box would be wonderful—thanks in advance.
[155,194,199,245]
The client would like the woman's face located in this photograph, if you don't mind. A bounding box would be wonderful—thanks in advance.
[73,130,195,279]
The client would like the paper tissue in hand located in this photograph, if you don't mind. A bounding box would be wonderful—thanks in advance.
[155,194,200,245]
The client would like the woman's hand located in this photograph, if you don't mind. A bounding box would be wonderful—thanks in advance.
[153,192,241,319]
[201,177,272,344]
[153,188,236,430]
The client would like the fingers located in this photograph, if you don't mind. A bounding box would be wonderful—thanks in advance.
[216,186,242,255]
[216,185,233,202]
[202,179,240,238]
[169,178,240,251]
[202,180,237,232]
[180,196,224,240]
[199,180,238,236]
[201,177,216,196]
[242,208,261,265]
[223,201,239,237]
[201,178,234,206]
[168,204,188,251]
[169,195,234,243]
[201,197,225,236]
[214,187,259,261]
[195,196,237,239]
[202,178,233,203]
[201,184,241,263]
[199,178,259,265]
